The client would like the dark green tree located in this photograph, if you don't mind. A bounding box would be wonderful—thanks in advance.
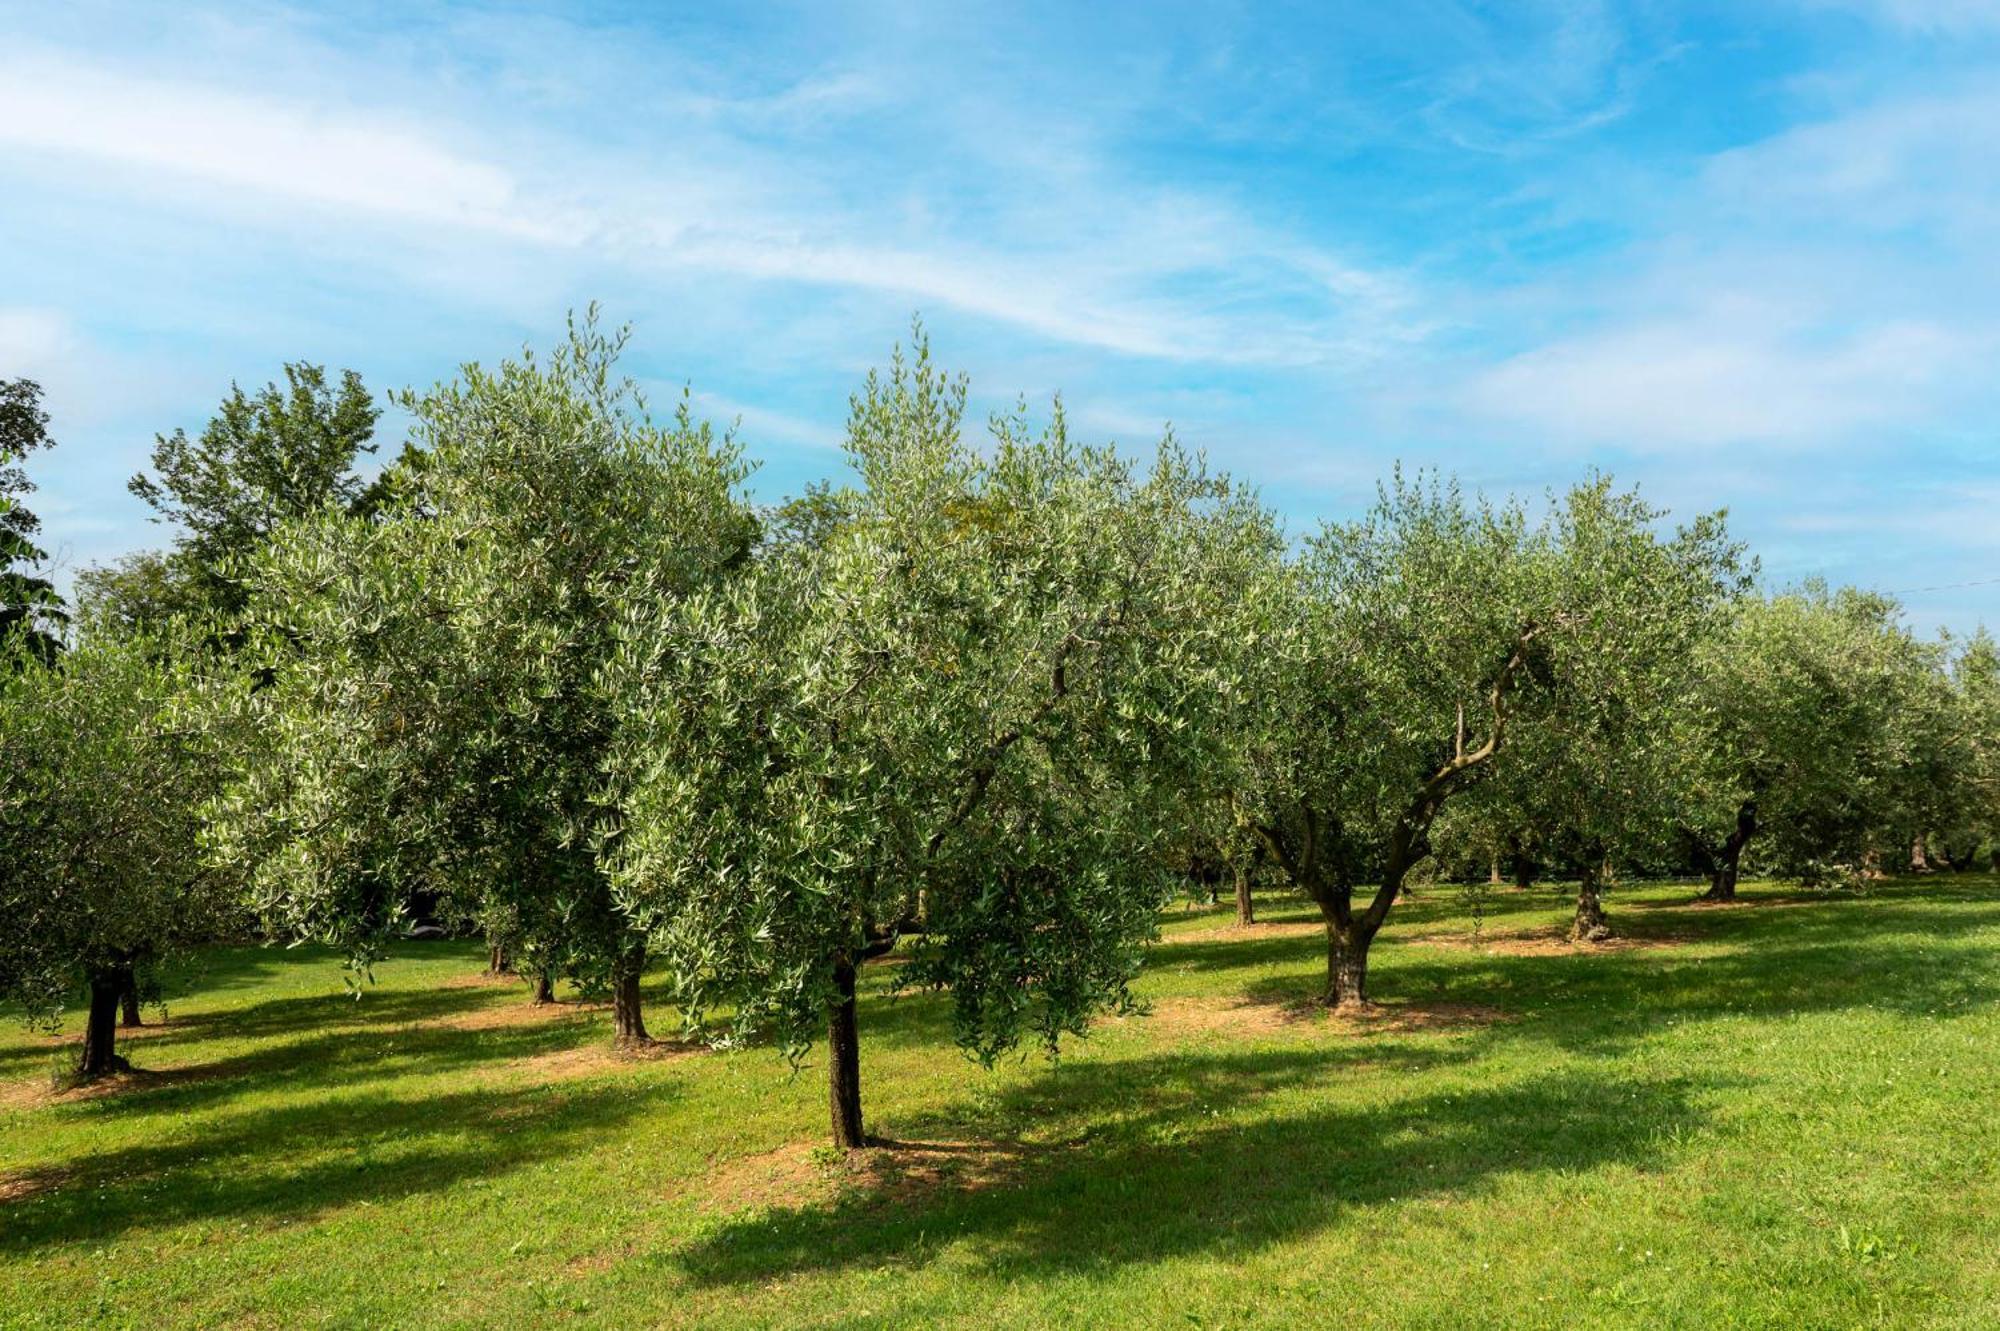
[112,363,379,623]
[0,378,67,663]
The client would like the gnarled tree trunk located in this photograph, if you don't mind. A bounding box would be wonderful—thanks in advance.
[827,953,865,1149]
[1572,851,1613,942]
[1322,915,1376,1007]
[487,940,512,976]
[1702,803,1757,902]
[531,972,555,1005]
[1234,862,1255,927]
[78,969,131,1080]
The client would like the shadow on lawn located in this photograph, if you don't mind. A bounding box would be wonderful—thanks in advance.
[672,1051,1714,1287]
[0,1076,680,1253]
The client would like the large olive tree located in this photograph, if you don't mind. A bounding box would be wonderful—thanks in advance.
[606,335,1271,1147]
[214,314,754,1039]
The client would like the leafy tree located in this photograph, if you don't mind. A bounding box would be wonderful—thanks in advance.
[1680,585,1918,897]
[0,378,67,662]
[0,627,238,1078]
[1228,474,1733,1006]
[115,363,380,623]
[1928,631,2000,869]
[1462,488,1744,938]
[606,334,1270,1147]
[214,314,753,1038]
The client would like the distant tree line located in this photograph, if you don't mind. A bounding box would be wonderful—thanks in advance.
[3,315,1995,1146]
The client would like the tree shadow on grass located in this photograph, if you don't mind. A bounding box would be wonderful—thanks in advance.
[0,1077,680,1253]
[670,1050,1712,1288]
[47,1008,618,1123]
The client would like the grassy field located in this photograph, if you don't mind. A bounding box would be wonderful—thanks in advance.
[4,877,1999,1329]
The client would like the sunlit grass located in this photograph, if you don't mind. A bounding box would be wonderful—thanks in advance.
[5,876,1999,1329]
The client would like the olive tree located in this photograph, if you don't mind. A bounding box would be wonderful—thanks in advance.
[1680,585,1918,897]
[1229,473,1733,1006]
[1465,491,1743,939]
[0,629,238,1078]
[214,314,753,1038]
[606,335,1270,1147]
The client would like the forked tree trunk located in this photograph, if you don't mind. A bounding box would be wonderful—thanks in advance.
[1911,832,1933,873]
[487,941,512,976]
[118,967,142,1028]
[1703,804,1757,903]
[610,951,648,1045]
[827,954,865,1149]
[1234,863,1255,927]
[1572,858,1613,942]
[531,972,555,1005]
[78,969,130,1080]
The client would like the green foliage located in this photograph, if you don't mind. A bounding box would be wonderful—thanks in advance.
[0,378,67,663]
[119,362,380,623]
[0,626,239,1023]
[607,329,1277,1065]
[215,312,754,990]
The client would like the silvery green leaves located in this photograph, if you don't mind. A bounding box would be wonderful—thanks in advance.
[219,311,754,1017]
[604,326,1273,1131]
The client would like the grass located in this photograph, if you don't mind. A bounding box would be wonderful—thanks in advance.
[5,876,2000,1329]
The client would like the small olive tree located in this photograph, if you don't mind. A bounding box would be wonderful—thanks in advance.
[1461,489,1744,938]
[0,629,238,1078]
[215,314,753,1038]
[1679,585,1919,896]
[606,334,1270,1147]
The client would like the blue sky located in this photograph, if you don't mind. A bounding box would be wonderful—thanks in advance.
[3,0,1997,631]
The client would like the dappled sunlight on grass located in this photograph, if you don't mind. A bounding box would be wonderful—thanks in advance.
[5,878,2000,1327]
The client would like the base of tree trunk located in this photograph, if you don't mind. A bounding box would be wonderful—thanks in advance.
[78,972,132,1081]
[1322,926,1374,1008]
[828,955,865,1149]
[610,961,649,1046]
[119,974,143,1029]
[1234,868,1255,927]
[531,972,556,1006]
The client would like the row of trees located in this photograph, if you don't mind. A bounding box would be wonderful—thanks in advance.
[4,316,1995,1145]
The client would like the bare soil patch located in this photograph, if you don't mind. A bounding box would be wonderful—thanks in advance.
[0,1165,72,1206]
[700,1136,1047,1214]
[1127,994,1510,1040]
[1401,925,1695,956]
[0,1063,231,1112]
[1166,919,1321,944]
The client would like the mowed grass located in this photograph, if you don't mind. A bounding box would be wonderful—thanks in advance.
[4,878,2000,1330]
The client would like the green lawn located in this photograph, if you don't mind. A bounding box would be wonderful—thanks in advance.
[5,877,2000,1329]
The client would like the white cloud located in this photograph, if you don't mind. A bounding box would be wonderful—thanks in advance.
[1463,315,1982,450]
[0,45,1412,370]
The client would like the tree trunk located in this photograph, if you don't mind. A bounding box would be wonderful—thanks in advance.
[610,952,648,1045]
[1234,863,1255,927]
[487,941,512,976]
[531,972,555,1005]
[1488,856,1503,886]
[78,969,130,1080]
[1703,805,1756,902]
[827,953,865,1149]
[1911,832,1933,873]
[1510,842,1534,890]
[1572,859,1613,942]
[118,967,142,1028]
[1320,913,1377,1008]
